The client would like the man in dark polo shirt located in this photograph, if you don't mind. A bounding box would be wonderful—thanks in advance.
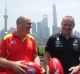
[44,16,80,74]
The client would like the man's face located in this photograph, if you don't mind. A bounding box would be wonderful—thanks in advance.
[23,19,32,34]
[61,19,74,36]
[18,19,32,35]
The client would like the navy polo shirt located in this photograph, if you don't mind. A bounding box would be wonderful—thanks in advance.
[45,33,80,74]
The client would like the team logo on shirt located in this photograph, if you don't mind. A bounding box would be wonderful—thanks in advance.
[27,66,36,74]
[73,39,77,46]
[73,39,79,50]
[27,40,32,47]
[10,40,16,45]
[55,37,63,47]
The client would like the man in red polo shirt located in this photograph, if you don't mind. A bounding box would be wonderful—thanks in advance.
[0,16,44,74]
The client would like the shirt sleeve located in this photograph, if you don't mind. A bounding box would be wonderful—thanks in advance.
[33,39,38,59]
[45,36,53,54]
[0,39,7,57]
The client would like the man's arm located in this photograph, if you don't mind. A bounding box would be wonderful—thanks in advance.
[0,58,27,74]
[69,64,80,74]
[44,51,50,74]
[34,55,41,66]
[34,55,45,74]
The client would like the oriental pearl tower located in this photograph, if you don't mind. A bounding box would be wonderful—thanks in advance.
[4,0,8,34]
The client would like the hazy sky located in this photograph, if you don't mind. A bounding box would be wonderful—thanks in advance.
[0,0,80,33]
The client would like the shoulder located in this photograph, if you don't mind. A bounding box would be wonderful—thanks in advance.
[72,35,80,44]
[47,33,60,43]
[49,33,60,39]
[72,35,80,40]
[27,34,34,40]
[3,33,13,40]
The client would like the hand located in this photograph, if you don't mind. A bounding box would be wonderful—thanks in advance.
[41,67,45,74]
[46,69,50,74]
[69,65,80,74]
[11,61,28,74]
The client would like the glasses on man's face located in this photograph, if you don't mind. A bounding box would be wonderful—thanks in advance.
[27,23,32,25]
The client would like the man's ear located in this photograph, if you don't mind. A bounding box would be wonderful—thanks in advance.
[73,24,75,28]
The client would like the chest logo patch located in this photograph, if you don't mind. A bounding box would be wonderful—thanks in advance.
[55,37,63,47]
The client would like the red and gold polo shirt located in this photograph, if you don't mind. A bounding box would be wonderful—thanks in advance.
[0,32,37,74]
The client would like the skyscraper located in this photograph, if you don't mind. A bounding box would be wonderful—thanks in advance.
[37,21,43,44]
[37,15,50,45]
[52,4,60,34]
[42,15,50,39]
[53,4,57,28]
[4,0,8,32]
[31,22,37,38]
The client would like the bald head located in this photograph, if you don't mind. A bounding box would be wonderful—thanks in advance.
[16,16,32,35]
[61,16,75,25]
[16,16,31,25]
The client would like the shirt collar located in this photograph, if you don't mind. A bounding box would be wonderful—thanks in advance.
[12,32,28,41]
[59,32,74,39]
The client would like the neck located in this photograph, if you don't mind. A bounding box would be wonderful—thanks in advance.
[15,31,27,39]
[62,33,71,40]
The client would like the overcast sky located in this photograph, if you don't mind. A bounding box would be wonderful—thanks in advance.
[0,0,80,33]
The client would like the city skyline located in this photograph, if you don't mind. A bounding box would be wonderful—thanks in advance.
[0,0,80,34]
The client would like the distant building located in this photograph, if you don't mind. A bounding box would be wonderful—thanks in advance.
[37,21,43,44]
[31,22,37,38]
[32,22,36,33]
[8,27,16,33]
[0,1,8,40]
[73,31,80,37]
[4,0,8,32]
[36,15,50,45]
[42,15,50,44]
[52,4,60,34]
